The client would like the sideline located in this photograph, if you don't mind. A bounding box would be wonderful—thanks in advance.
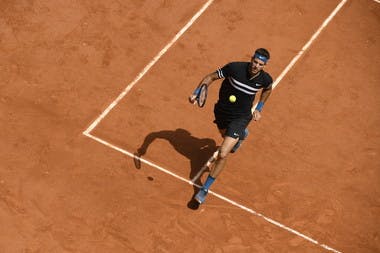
[83,0,215,135]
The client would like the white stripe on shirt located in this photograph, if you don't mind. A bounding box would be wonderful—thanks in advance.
[228,77,260,95]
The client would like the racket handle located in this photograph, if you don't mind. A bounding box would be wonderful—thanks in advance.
[193,87,201,95]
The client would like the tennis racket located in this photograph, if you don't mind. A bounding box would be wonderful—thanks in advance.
[194,83,208,108]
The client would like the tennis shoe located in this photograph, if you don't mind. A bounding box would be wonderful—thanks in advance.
[231,128,249,153]
[194,188,208,204]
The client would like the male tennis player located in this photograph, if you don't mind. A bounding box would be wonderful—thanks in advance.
[189,48,273,204]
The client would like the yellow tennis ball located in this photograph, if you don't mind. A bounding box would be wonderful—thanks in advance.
[229,95,236,103]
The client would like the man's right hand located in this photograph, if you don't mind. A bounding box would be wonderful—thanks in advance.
[189,94,197,104]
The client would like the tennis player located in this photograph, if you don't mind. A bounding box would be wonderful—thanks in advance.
[189,48,273,204]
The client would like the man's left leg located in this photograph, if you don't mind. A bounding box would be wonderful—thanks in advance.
[230,128,249,153]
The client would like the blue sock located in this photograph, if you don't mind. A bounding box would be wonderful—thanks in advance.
[203,175,215,190]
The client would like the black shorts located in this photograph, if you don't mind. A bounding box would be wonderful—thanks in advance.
[213,105,252,139]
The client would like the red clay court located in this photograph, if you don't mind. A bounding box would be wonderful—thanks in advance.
[1,0,380,252]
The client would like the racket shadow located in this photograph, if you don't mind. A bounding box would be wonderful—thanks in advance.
[133,128,217,209]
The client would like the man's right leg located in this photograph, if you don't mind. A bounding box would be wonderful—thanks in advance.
[195,136,238,204]
[210,136,238,177]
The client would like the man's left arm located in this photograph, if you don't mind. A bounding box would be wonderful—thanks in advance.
[253,86,272,121]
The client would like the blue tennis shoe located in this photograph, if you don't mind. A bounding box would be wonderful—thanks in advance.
[194,188,209,204]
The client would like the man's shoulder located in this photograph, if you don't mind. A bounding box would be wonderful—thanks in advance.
[222,61,250,72]
[260,71,273,84]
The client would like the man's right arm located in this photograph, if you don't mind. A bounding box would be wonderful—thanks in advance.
[189,72,220,103]
[199,71,220,87]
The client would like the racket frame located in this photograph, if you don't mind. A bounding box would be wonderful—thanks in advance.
[196,83,208,107]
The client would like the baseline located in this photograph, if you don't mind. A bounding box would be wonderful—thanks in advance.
[84,131,341,253]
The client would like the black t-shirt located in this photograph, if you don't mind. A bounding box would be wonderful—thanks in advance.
[215,61,273,116]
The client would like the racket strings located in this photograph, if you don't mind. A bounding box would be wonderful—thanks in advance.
[199,89,207,104]
[197,85,208,107]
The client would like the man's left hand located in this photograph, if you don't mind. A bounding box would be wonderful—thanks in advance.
[253,110,262,121]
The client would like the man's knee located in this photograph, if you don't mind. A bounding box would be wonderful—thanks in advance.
[218,136,239,159]
[218,148,230,159]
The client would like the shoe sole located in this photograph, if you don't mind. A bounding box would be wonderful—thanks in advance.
[194,197,203,204]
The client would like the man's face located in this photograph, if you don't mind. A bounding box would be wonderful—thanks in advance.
[250,57,266,75]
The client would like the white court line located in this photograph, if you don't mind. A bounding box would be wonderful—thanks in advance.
[82,0,349,252]
[271,0,348,89]
[249,0,347,113]
[84,131,341,253]
[83,0,214,135]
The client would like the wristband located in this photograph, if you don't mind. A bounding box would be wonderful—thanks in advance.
[256,101,264,112]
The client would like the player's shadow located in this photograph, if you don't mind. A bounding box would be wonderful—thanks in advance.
[134,128,217,210]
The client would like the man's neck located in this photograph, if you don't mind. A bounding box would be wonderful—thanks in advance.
[250,71,261,80]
